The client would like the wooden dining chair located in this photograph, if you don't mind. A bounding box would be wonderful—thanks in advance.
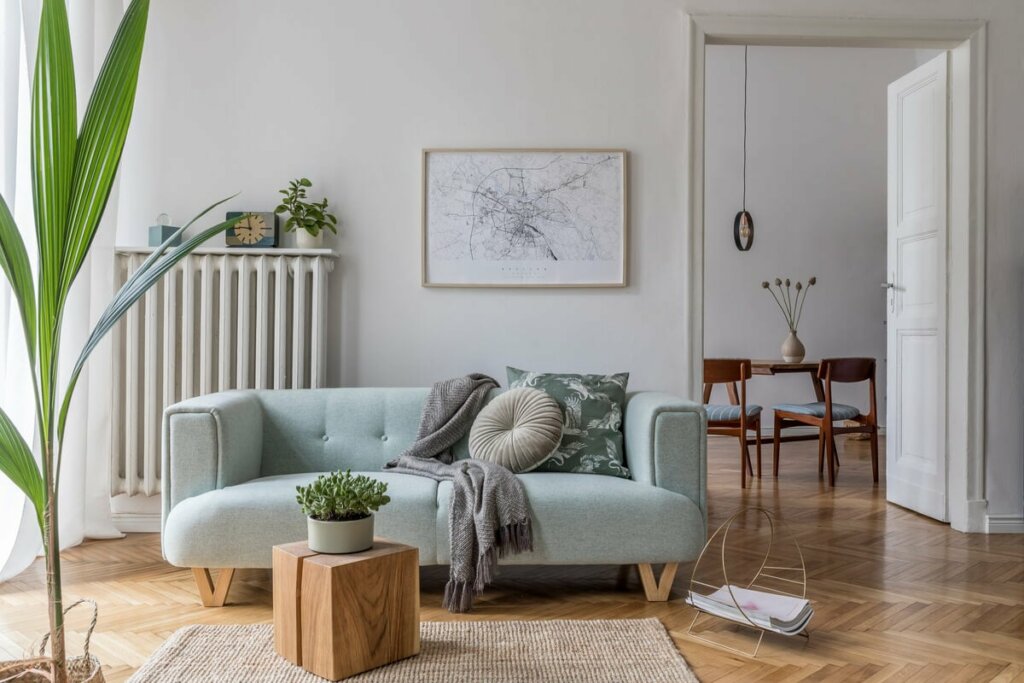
[703,359,762,489]
[771,357,879,487]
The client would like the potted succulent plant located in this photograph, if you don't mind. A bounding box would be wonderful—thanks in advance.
[275,177,338,249]
[296,470,390,554]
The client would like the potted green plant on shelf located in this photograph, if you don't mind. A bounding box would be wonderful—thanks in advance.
[296,470,391,554]
[0,1,241,680]
[275,177,338,249]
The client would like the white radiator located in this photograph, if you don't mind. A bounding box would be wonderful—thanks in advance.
[111,247,336,498]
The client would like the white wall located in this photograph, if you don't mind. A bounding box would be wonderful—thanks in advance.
[704,45,938,428]
[118,0,1022,523]
[118,0,690,393]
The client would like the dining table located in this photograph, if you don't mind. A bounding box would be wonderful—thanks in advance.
[750,360,824,401]
[711,360,824,405]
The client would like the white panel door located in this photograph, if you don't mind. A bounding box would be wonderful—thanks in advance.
[886,53,948,521]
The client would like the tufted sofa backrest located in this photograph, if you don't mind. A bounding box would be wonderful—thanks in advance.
[255,387,499,475]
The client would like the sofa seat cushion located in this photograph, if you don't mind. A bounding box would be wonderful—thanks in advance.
[435,473,704,565]
[163,472,439,568]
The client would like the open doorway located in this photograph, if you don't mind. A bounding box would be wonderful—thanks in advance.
[686,16,987,532]
[702,45,939,492]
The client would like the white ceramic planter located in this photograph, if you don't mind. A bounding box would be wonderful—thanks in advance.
[781,331,806,363]
[307,514,374,554]
[295,229,324,249]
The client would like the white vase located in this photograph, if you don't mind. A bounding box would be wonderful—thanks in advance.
[307,514,374,554]
[295,230,323,249]
[781,330,806,363]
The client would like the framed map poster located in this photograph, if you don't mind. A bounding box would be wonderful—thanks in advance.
[422,149,628,287]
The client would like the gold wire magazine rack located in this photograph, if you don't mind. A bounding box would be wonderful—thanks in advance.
[685,508,811,658]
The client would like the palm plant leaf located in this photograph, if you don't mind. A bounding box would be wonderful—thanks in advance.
[0,195,36,364]
[0,407,44,527]
[59,0,149,300]
[33,0,77,426]
[56,210,243,441]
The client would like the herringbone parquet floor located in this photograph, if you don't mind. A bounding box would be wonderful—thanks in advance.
[2,437,1022,681]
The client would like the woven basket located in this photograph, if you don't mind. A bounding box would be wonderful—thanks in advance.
[0,599,104,683]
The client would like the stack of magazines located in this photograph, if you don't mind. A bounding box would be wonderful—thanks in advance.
[685,585,813,636]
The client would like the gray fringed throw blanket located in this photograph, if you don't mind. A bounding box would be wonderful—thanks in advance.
[384,374,533,612]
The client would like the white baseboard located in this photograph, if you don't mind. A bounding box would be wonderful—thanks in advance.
[986,514,1024,534]
[112,512,161,534]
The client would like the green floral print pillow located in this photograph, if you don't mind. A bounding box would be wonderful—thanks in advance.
[506,367,630,478]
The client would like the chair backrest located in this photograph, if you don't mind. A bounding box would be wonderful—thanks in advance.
[819,357,877,423]
[703,358,752,384]
[702,359,751,406]
[818,357,875,383]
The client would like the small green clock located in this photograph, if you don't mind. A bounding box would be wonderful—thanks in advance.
[226,211,279,247]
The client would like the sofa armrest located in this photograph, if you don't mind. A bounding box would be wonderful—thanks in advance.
[161,390,263,528]
[624,392,707,518]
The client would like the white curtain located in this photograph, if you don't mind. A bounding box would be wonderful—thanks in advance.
[0,0,126,582]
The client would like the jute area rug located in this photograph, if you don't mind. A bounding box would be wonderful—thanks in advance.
[128,618,699,682]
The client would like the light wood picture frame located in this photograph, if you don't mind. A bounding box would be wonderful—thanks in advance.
[422,148,629,288]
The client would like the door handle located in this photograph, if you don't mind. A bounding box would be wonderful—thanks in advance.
[881,282,896,289]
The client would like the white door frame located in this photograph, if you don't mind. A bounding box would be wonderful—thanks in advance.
[684,15,988,532]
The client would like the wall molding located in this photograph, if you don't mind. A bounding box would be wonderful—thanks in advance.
[112,512,161,534]
[985,514,1024,534]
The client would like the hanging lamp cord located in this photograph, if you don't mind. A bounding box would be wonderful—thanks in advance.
[742,44,748,211]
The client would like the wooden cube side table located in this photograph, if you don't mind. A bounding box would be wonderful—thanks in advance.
[273,539,420,681]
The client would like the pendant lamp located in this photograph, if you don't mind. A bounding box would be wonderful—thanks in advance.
[734,45,754,251]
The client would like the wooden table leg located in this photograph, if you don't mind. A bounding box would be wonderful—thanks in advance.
[811,374,825,402]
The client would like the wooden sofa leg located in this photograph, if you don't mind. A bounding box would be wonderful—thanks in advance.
[192,567,236,607]
[637,563,678,602]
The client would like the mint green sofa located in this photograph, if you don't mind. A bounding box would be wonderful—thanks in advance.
[161,388,706,605]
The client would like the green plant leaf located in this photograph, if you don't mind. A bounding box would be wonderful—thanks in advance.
[296,470,389,521]
[56,207,241,442]
[59,0,150,301]
[300,178,311,186]
[0,195,37,364]
[0,407,44,529]
[33,0,78,426]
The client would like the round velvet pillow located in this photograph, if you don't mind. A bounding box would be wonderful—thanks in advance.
[469,388,564,473]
